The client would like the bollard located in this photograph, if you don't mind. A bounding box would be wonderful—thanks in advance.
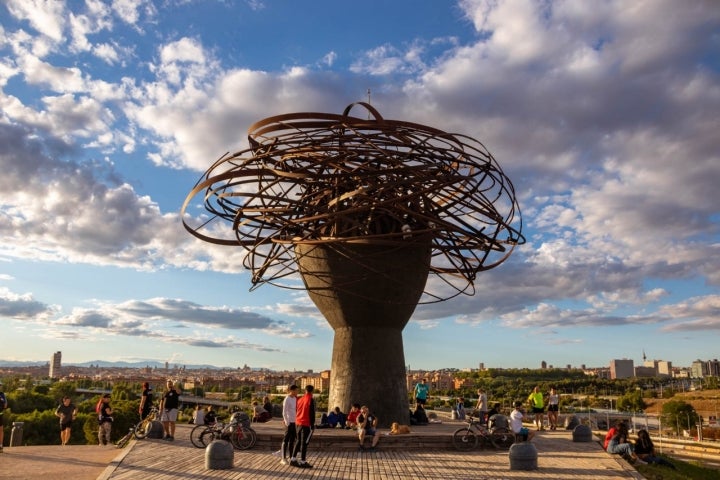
[146,421,165,439]
[205,440,234,470]
[10,422,24,446]
[572,424,593,442]
[508,441,538,470]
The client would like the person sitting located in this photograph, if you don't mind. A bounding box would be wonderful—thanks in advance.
[509,401,535,441]
[357,405,380,450]
[204,406,217,425]
[411,404,429,425]
[607,421,645,465]
[327,406,346,428]
[251,400,271,423]
[346,403,361,429]
[603,420,620,450]
[635,429,676,468]
[262,396,273,418]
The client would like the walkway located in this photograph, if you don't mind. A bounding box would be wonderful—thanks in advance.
[0,422,644,480]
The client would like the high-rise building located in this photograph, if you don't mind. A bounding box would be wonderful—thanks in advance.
[49,351,62,378]
[610,358,634,379]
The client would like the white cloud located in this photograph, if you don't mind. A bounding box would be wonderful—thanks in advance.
[5,0,66,42]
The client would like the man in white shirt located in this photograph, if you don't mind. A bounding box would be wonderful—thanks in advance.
[278,384,299,464]
[510,401,535,442]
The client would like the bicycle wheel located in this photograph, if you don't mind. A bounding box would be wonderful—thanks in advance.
[229,425,257,450]
[133,419,150,439]
[452,427,478,451]
[490,428,515,450]
[190,425,210,448]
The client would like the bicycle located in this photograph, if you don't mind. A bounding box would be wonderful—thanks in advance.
[190,411,257,450]
[452,415,515,451]
[116,427,135,448]
[133,406,160,439]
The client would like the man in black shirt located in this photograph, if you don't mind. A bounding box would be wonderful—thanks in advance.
[160,380,180,441]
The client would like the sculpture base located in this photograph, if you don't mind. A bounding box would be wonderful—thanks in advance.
[329,326,409,428]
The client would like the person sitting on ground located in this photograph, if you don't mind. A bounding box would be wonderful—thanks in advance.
[635,429,676,468]
[317,412,331,428]
[251,400,271,423]
[603,420,620,450]
[263,396,274,418]
[192,404,205,425]
[204,405,217,425]
[509,401,535,441]
[357,405,380,450]
[346,403,361,429]
[327,406,346,428]
[411,404,429,425]
[607,421,645,465]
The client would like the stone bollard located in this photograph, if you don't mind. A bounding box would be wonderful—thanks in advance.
[508,441,538,470]
[146,421,165,439]
[205,440,234,470]
[572,424,593,442]
[10,422,24,446]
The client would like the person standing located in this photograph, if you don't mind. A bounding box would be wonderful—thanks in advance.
[413,379,429,407]
[159,380,180,441]
[138,382,153,420]
[527,386,545,430]
[290,385,315,469]
[55,396,77,445]
[0,383,7,453]
[278,384,298,464]
[97,394,113,446]
[475,388,488,425]
[456,397,466,420]
[546,387,559,430]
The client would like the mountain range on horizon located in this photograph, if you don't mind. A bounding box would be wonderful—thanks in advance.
[0,359,236,370]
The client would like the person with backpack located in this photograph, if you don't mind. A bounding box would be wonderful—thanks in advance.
[97,394,113,445]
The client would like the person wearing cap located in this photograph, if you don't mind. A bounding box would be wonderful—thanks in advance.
[98,394,113,445]
[159,380,180,441]
[0,382,7,453]
[277,384,298,464]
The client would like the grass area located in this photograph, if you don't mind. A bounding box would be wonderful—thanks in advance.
[636,455,719,480]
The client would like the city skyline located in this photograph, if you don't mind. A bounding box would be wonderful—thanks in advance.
[0,1,719,371]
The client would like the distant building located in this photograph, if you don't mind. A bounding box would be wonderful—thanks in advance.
[541,360,547,369]
[635,366,656,377]
[657,360,672,376]
[49,351,62,379]
[610,359,634,379]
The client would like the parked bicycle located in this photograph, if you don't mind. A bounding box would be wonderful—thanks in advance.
[190,411,257,450]
[133,405,160,439]
[452,414,515,451]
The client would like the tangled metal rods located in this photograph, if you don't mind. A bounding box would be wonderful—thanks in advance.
[182,103,525,303]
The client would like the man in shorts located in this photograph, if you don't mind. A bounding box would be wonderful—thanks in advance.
[357,405,380,451]
[527,385,545,430]
[160,380,180,441]
[55,396,77,445]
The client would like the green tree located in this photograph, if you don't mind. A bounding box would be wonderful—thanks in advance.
[616,390,646,412]
[661,400,698,435]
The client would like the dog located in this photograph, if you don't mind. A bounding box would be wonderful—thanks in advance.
[390,422,411,435]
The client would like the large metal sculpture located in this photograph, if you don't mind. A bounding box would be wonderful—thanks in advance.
[182,103,524,426]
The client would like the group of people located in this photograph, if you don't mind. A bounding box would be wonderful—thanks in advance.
[604,420,675,468]
[525,385,560,431]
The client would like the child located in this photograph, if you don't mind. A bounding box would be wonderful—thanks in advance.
[509,401,535,441]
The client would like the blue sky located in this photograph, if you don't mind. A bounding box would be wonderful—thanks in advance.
[0,0,718,372]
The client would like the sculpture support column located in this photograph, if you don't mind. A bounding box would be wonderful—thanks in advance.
[329,326,409,427]
[295,239,431,428]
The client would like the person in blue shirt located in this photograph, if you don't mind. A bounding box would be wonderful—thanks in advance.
[413,379,429,407]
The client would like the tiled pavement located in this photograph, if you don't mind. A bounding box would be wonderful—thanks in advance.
[1,422,645,480]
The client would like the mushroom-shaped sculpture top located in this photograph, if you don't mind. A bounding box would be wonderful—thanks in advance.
[182,102,524,303]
